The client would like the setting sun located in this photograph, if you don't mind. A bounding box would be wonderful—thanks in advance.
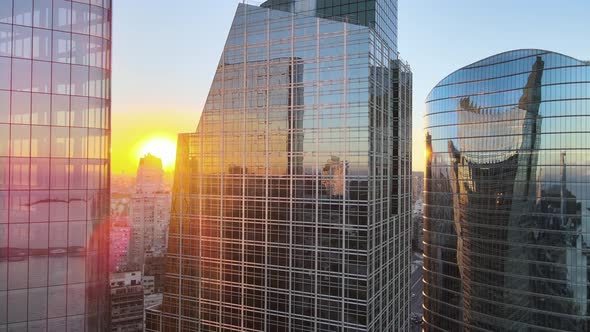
[136,136,177,172]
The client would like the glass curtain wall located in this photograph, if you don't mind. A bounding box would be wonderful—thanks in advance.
[424,49,590,331]
[147,2,411,332]
[0,0,112,330]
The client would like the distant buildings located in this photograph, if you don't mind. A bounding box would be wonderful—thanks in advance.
[129,154,171,269]
[424,49,590,331]
[110,272,144,332]
[412,171,424,205]
[411,172,424,252]
[148,1,412,331]
[135,154,166,194]
[110,217,132,272]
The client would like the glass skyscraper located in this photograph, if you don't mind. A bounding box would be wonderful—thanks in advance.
[424,49,590,331]
[0,0,111,330]
[147,1,412,331]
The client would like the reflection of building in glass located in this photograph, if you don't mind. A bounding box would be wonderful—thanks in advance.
[0,1,112,330]
[147,1,412,331]
[321,156,348,196]
[424,49,590,331]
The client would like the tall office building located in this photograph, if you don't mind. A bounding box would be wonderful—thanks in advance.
[135,154,165,194]
[129,154,171,269]
[0,0,111,330]
[423,49,590,331]
[147,1,412,331]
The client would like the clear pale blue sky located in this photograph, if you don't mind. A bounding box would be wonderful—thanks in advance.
[112,0,590,172]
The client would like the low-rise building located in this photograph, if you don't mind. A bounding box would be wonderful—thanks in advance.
[110,271,144,332]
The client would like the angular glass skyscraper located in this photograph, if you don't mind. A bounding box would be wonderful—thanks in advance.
[147,1,412,331]
[0,1,111,330]
[424,49,590,331]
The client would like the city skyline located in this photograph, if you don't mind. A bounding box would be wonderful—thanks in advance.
[111,0,590,174]
[0,1,588,331]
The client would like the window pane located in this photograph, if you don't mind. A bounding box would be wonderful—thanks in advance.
[9,157,29,190]
[52,31,71,63]
[50,126,69,158]
[66,283,85,315]
[69,159,86,190]
[9,191,29,222]
[31,126,50,158]
[28,255,48,287]
[11,92,31,124]
[89,6,103,37]
[51,94,69,126]
[53,0,71,32]
[71,96,88,127]
[28,287,48,320]
[71,65,88,96]
[33,0,52,28]
[48,191,67,222]
[70,127,87,158]
[13,0,33,26]
[52,62,70,94]
[31,93,50,125]
[32,60,51,93]
[0,90,9,123]
[0,157,7,190]
[71,2,90,34]
[0,0,12,24]
[49,159,68,190]
[7,289,27,323]
[10,124,30,157]
[0,124,8,156]
[47,285,66,317]
[30,158,49,189]
[32,28,51,61]
[72,33,89,65]
[0,56,10,90]
[12,59,32,91]
[49,222,67,248]
[0,23,11,56]
[26,197,48,227]
[0,191,7,223]
[8,259,28,289]
[12,25,32,59]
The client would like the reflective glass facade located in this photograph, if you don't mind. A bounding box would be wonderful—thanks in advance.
[424,49,590,331]
[147,2,411,331]
[0,0,111,330]
[261,0,398,53]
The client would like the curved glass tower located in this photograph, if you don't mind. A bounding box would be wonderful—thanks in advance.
[0,1,111,330]
[423,49,590,331]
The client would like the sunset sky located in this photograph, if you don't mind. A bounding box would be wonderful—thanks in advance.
[111,0,590,175]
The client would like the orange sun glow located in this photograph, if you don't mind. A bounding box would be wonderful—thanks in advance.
[136,136,177,172]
